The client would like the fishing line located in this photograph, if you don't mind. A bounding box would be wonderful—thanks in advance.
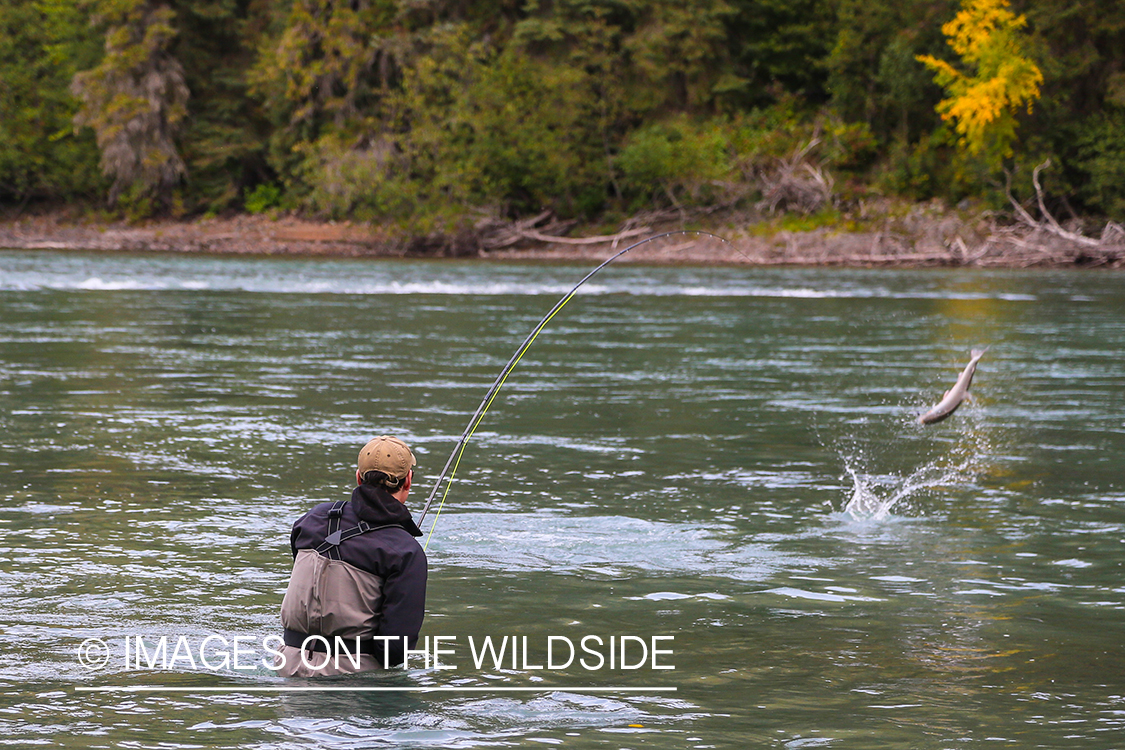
[416,230,731,548]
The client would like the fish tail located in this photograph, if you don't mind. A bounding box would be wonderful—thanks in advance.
[971,346,989,359]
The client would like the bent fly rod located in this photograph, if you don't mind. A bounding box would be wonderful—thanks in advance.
[415,230,730,547]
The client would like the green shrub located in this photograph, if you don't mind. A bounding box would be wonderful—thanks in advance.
[1072,109,1125,220]
[615,117,733,210]
[244,183,283,214]
[300,136,412,221]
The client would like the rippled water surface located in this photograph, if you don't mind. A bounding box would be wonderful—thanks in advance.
[1,249,1123,748]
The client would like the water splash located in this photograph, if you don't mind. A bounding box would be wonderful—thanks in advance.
[841,455,974,520]
[836,414,993,521]
[826,380,996,520]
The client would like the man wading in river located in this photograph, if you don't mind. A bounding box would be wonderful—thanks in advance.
[275,436,427,677]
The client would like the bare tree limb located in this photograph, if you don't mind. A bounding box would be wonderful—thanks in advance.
[516,226,653,246]
[1026,160,1102,247]
[1004,168,1041,229]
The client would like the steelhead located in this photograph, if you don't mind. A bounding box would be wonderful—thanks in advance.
[918,348,988,425]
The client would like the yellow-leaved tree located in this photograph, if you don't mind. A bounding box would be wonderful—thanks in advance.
[917,0,1043,168]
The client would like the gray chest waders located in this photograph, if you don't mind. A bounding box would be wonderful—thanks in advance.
[282,499,397,656]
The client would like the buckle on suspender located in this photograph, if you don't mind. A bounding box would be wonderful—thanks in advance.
[321,499,348,559]
[317,519,392,555]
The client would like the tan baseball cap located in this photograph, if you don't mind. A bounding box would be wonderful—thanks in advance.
[358,436,416,482]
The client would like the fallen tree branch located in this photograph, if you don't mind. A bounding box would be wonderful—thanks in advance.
[1007,160,1115,249]
[757,137,834,215]
[477,210,577,249]
[516,225,652,246]
[1030,160,1102,247]
[1005,168,1044,229]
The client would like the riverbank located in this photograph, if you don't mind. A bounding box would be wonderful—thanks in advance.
[2,204,1122,267]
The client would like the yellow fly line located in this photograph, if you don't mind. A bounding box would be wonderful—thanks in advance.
[416,231,730,550]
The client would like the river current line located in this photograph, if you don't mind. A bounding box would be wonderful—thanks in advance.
[415,231,731,548]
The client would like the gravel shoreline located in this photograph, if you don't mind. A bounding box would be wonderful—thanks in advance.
[2,212,1122,268]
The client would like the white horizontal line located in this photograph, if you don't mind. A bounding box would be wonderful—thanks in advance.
[75,685,676,694]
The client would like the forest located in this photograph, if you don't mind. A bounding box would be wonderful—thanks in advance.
[1,0,1123,238]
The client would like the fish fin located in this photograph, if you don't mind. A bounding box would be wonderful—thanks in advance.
[971,346,989,359]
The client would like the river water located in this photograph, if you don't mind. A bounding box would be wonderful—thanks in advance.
[0,249,1122,748]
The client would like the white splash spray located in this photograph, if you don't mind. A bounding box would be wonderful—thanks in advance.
[838,419,989,520]
[841,455,975,520]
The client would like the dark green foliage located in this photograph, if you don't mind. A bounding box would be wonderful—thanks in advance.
[616,117,732,211]
[1072,108,1125,220]
[826,0,955,142]
[301,25,608,223]
[0,0,103,204]
[623,0,740,111]
[173,0,274,212]
[244,182,282,213]
[725,0,837,107]
[1,0,1123,221]
[1021,0,1125,217]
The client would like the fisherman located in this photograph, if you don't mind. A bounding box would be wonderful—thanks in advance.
[274,436,427,677]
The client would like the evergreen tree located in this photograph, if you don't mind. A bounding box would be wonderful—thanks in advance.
[0,0,1120,221]
[72,0,189,212]
[173,0,274,211]
[1021,0,1125,218]
[0,0,102,205]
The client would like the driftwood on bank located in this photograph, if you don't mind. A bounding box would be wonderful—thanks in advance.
[7,129,1119,267]
[1,197,1122,267]
[474,210,651,250]
[756,138,834,216]
[999,160,1125,265]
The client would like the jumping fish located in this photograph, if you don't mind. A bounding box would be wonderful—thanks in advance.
[918,348,988,425]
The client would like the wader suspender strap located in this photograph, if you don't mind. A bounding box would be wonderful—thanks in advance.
[319,500,347,560]
[315,500,396,557]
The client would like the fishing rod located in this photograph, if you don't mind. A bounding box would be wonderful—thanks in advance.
[415,230,730,548]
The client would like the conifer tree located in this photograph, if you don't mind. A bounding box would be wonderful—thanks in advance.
[0,0,102,205]
[71,0,189,211]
